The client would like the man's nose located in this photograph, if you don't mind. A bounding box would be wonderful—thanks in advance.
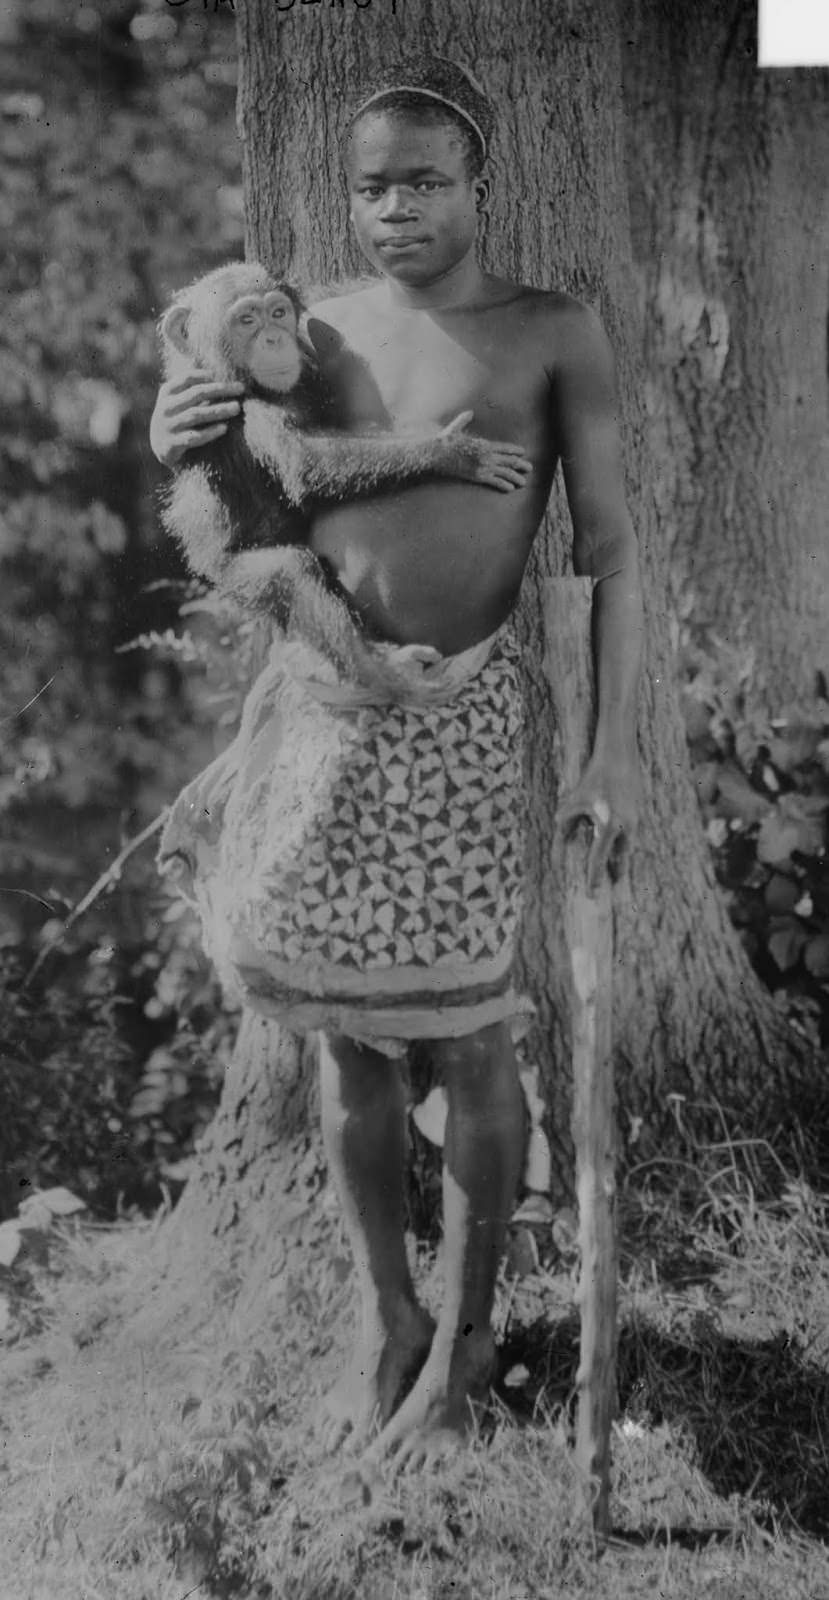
[378,186,417,220]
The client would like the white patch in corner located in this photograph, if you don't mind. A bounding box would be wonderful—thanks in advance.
[758,0,829,65]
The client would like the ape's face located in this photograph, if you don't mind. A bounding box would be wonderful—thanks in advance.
[224,290,303,393]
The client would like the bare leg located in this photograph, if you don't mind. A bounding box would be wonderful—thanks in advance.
[318,1031,434,1450]
[364,1021,526,1469]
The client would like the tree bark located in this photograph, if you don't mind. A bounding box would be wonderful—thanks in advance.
[623,0,829,705]
[170,0,812,1256]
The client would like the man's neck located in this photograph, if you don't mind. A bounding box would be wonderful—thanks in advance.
[380,252,488,313]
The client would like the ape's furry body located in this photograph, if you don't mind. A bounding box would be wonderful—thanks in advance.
[159,264,376,669]
[158,262,529,680]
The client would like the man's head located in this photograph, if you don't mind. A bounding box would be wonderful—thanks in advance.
[343,57,494,287]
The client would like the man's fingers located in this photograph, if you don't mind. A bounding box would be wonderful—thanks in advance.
[171,402,241,429]
[164,370,209,395]
[166,385,243,416]
[175,424,230,451]
[164,370,230,393]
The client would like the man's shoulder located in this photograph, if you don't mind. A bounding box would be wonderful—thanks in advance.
[306,278,382,327]
[511,289,613,378]
[303,280,385,367]
[511,285,606,336]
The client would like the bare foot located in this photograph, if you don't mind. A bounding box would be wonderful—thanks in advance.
[362,1326,495,1471]
[319,1299,435,1453]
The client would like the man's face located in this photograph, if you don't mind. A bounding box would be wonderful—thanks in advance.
[345,113,486,286]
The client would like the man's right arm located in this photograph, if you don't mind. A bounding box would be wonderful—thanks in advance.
[149,371,244,467]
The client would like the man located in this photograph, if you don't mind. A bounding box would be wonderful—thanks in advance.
[151,57,644,1471]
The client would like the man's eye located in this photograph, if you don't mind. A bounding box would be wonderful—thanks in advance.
[417,181,441,192]
[360,187,383,199]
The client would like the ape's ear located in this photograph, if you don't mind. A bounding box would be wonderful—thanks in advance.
[161,304,191,354]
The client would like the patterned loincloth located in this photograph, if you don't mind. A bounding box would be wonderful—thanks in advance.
[158,626,530,1053]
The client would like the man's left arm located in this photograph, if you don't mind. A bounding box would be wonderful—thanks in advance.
[549,303,645,889]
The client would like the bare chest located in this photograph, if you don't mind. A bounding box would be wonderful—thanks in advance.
[336,310,549,435]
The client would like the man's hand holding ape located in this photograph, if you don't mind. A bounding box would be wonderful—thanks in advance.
[150,370,244,468]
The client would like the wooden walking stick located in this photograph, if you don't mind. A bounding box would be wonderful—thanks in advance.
[545,578,617,1537]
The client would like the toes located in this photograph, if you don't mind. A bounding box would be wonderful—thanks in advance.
[321,1415,352,1455]
[395,1428,462,1475]
[341,1403,381,1455]
[320,1396,384,1456]
[361,1436,386,1470]
[396,1439,422,1473]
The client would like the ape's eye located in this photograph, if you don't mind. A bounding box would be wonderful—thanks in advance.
[237,313,257,325]
[270,306,287,319]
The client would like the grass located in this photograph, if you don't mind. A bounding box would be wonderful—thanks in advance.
[2,1150,829,1600]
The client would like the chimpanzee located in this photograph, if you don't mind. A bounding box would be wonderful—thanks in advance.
[158,262,531,675]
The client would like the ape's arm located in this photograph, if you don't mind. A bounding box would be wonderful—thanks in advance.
[218,546,311,619]
[216,544,401,692]
[243,400,532,502]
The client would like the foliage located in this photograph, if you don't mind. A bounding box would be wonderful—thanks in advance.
[681,633,829,1046]
[0,0,243,842]
[0,913,236,1220]
[0,0,249,1216]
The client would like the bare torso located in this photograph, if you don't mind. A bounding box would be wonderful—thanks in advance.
[306,278,562,653]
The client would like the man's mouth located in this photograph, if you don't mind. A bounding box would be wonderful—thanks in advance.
[377,237,427,251]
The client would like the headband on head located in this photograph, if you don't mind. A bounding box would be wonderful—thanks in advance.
[350,85,489,161]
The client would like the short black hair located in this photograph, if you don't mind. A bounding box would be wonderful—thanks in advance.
[346,56,494,179]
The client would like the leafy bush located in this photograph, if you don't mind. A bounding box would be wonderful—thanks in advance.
[0,872,242,1223]
[0,3,249,1214]
[681,636,829,1044]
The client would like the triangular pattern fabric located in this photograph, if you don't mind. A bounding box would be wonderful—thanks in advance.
[159,628,530,1050]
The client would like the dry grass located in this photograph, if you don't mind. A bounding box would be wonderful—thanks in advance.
[2,1156,829,1600]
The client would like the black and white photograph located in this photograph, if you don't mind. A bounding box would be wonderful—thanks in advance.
[1,1,829,1595]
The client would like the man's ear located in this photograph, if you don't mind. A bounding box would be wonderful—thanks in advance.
[161,304,190,355]
[474,177,491,214]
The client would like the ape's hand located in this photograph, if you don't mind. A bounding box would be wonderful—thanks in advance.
[150,370,244,467]
[436,413,533,493]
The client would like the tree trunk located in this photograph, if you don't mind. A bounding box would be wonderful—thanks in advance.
[623,0,829,705]
[171,0,811,1257]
